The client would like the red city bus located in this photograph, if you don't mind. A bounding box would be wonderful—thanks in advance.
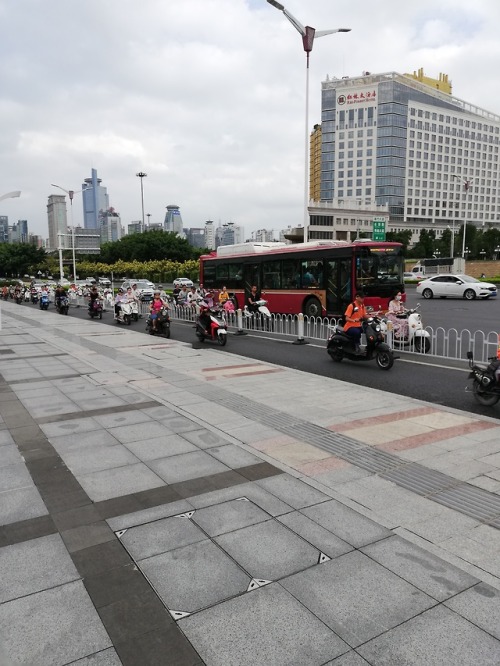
[200,239,405,317]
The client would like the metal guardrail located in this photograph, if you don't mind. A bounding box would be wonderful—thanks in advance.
[158,302,499,364]
[63,296,498,364]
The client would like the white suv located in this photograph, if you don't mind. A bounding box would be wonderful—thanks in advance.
[121,279,155,300]
[173,277,194,288]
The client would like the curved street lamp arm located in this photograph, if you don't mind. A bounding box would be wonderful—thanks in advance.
[0,191,21,202]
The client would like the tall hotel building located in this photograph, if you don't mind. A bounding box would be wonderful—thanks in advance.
[310,69,500,244]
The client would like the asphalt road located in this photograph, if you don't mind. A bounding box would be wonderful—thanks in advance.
[31,297,500,421]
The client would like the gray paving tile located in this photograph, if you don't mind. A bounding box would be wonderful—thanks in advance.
[49,429,121,455]
[216,519,320,580]
[70,648,123,665]
[0,430,14,446]
[121,515,206,561]
[326,652,371,666]
[444,582,500,641]
[140,539,250,614]
[140,405,178,420]
[281,551,435,648]
[0,462,35,492]
[256,473,330,509]
[62,444,140,475]
[179,582,348,666]
[106,499,195,531]
[148,450,230,484]
[0,444,23,468]
[0,534,79,603]
[107,421,168,444]
[0,486,48,525]
[206,443,264,468]
[188,481,294,516]
[362,535,479,601]
[39,416,102,437]
[0,580,112,666]
[77,463,164,502]
[93,410,153,428]
[278,511,353,559]
[181,427,235,450]
[357,604,500,665]
[301,498,392,548]
[192,498,270,537]
[123,433,198,461]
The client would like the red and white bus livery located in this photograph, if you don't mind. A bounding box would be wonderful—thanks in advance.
[200,239,405,317]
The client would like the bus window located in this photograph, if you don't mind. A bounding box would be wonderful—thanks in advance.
[227,263,244,288]
[203,264,216,287]
[282,258,301,289]
[356,247,403,295]
[301,260,323,288]
[263,260,281,289]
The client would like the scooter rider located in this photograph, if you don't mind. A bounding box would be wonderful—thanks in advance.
[149,290,168,332]
[198,301,212,335]
[247,285,262,313]
[88,285,100,311]
[114,288,124,316]
[387,290,408,339]
[343,292,367,353]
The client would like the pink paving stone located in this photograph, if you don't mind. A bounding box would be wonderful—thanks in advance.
[202,363,264,372]
[329,406,439,432]
[295,456,349,477]
[375,420,498,452]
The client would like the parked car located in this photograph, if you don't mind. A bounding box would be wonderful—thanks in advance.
[404,271,425,280]
[98,277,111,287]
[416,274,497,300]
[173,277,194,288]
[121,279,155,300]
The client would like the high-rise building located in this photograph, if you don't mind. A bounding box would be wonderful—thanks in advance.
[99,208,123,243]
[184,228,205,248]
[309,124,322,201]
[82,169,109,230]
[47,195,68,251]
[0,216,8,243]
[314,69,500,244]
[254,229,275,242]
[9,220,28,243]
[204,220,215,249]
[216,222,244,247]
[128,222,142,235]
[164,205,184,235]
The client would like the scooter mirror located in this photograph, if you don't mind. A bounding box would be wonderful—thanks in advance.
[466,351,473,360]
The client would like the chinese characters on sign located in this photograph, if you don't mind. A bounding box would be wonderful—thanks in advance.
[337,91,376,105]
[372,218,386,241]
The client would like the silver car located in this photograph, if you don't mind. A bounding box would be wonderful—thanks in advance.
[416,274,497,300]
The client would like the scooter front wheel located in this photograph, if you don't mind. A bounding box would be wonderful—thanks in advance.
[164,325,171,339]
[414,337,430,353]
[218,333,227,346]
[376,349,394,370]
[472,380,500,406]
[328,349,343,362]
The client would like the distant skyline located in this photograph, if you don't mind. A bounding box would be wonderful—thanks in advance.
[1,0,499,238]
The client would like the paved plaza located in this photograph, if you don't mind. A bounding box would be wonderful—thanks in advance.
[1,300,500,665]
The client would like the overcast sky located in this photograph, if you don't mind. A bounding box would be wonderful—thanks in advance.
[1,0,499,240]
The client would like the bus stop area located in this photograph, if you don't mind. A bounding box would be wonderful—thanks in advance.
[2,301,500,665]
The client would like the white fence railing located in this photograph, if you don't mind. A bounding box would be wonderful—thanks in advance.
[65,297,498,364]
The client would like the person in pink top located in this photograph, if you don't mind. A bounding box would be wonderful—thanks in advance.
[149,291,166,331]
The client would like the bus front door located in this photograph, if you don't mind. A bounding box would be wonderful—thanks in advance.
[243,263,261,307]
[326,258,352,316]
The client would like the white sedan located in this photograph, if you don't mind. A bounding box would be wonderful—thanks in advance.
[416,274,497,300]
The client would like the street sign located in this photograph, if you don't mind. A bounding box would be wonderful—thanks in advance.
[372,217,386,241]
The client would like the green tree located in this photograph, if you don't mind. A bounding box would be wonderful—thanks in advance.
[0,244,47,278]
[385,230,412,252]
[409,229,435,259]
[99,231,201,264]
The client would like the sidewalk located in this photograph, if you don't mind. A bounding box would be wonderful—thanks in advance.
[1,300,500,665]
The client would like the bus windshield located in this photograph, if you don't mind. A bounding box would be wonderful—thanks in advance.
[355,247,403,295]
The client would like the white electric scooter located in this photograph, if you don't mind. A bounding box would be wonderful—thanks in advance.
[115,300,133,325]
[383,304,431,353]
[243,299,273,331]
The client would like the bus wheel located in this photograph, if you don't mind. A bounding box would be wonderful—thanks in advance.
[303,297,322,318]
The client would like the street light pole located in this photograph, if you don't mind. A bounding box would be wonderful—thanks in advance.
[452,175,472,258]
[136,172,147,233]
[51,184,92,281]
[266,1,350,244]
